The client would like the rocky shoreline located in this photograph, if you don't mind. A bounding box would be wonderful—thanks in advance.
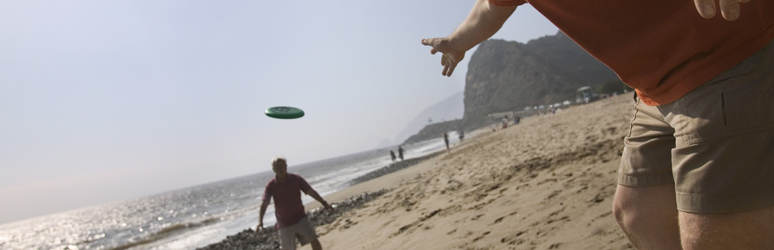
[196,189,390,250]
[347,152,443,186]
[197,152,446,250]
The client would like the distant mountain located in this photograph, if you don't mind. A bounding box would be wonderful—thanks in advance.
[459,32,619,130]
[388,91,463,146]
[402,119,461,145]
[388,32,620,145]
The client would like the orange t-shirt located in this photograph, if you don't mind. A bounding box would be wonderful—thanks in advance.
[489,0,774,105]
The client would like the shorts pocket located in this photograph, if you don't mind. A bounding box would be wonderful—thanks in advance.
[667,51,773,146]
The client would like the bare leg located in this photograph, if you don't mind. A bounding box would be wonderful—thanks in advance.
[612,184,681,250]
[680,205,774,250]
[310,239,323,250]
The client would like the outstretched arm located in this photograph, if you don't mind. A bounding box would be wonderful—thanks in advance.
[422,0,517,76]
[306,189,334,212]
[693,0,750,21]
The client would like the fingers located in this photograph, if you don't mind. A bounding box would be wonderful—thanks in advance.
[421,37,445,46]
[421,38,437,48]
[440,54,458,76]
[445,63,457,77]
[442,57,455,76]
[422,37,459,76]
[423,38,440,54]
[694,0,747,21]
[694,0,716,19]
[719,0,741,20]
[442,59,457,77]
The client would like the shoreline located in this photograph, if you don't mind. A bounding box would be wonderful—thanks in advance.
[305,151,448,211]
[307,94,634,250]
[201,93,636,250]
[196,189,390,250]
[198,151,451,249]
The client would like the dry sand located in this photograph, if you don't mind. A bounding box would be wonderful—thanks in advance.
[304,93,636,250]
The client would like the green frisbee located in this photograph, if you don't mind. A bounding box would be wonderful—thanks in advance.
[265,106,305,119]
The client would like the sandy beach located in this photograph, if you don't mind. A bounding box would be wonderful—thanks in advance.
[301,93,636,250]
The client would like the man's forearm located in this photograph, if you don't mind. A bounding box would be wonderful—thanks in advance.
[258,203,268,225]
[307,190,329,207]
[450,0,517,51]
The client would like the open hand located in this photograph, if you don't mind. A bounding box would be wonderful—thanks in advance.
[694,0,750,21]
[422,37,466,77]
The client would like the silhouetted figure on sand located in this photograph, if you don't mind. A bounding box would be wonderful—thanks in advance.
[256,157,334,250]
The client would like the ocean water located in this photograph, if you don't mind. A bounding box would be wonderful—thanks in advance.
[0,134,463,250]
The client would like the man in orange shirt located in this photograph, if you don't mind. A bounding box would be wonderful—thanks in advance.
[423,1,774,249]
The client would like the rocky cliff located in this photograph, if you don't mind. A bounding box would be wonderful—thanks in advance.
[459,32,619,130]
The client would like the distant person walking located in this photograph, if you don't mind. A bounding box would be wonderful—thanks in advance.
[398,146,404,161]
[256,157,334,250]
[458,130,465,141]
[443,132,450,152]
[389,150,396,162]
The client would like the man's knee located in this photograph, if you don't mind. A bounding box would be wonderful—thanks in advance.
[613,185,677,232]
[613,185,682,250]
[310,239,323,250]
[612,193,629,228]
[612,185,646,230]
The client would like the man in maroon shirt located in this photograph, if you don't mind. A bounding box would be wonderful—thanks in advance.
[256,157,334,250]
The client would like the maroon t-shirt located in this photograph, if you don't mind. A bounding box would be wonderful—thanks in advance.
[262,174,313,229]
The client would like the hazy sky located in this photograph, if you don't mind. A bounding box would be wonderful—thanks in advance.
[0,0,558,224]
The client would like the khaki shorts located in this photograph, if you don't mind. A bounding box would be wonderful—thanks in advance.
[278,217,318,250]
[619,39,774,214]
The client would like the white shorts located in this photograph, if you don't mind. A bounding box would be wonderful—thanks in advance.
[278,217,319,250]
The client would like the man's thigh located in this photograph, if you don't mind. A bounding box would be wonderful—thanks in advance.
[293,217,319,246]
[679,205,774,250]
[618,93,675,188]
[658,39,774,214]
[278,226,298,250]
[278,217,319,249]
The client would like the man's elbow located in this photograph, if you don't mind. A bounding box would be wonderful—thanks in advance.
[485,1,518,14]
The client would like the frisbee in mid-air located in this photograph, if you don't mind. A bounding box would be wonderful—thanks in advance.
[265,106,305,119]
